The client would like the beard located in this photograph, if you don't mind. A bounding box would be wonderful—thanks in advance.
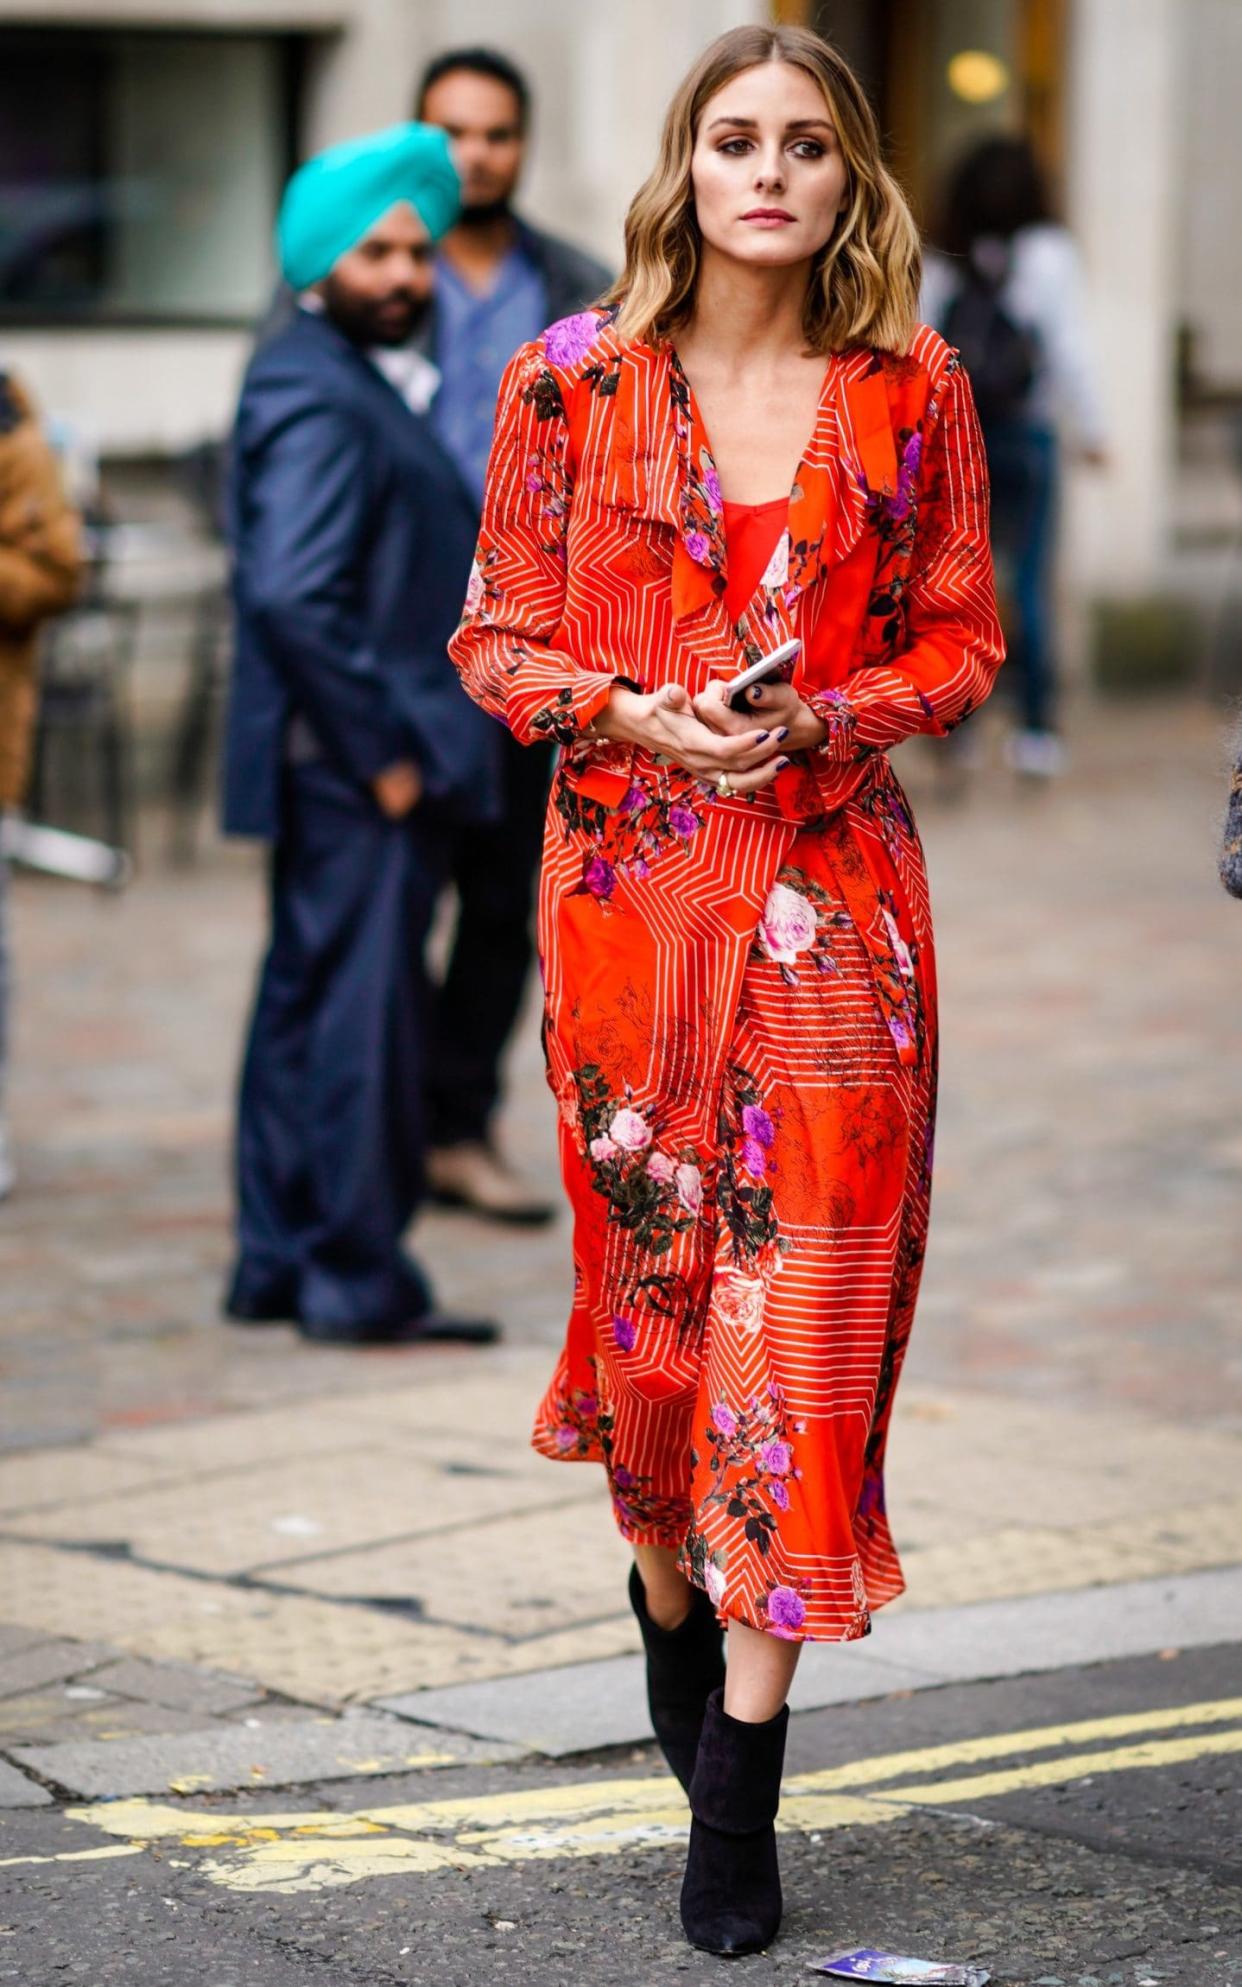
[458,194,514,227]
[322,282,432,349]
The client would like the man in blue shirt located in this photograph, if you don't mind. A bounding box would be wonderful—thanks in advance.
[417,49,611,1226]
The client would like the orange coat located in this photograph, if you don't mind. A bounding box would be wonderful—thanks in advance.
[0,373,83,808]
[451,311,1002,1641]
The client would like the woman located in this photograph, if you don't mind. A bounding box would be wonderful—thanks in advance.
[450,22,1002,1956]
[922,135,1105,777]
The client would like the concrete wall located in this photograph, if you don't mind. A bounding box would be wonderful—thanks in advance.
[1062,0,1181,597]
[3,0,759,455]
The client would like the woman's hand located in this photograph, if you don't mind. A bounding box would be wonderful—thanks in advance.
[593,683,791,794]
[692,677,828,754]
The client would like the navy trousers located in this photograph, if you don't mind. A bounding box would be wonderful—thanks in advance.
[428,730,554,1148]
[228,758,448,1330]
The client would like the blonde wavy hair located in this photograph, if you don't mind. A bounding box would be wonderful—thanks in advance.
[607,23,920,355]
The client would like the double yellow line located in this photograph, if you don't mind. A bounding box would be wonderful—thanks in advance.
[3,1693,1239,1895]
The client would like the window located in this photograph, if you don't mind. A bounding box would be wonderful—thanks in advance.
[0,28,295,325]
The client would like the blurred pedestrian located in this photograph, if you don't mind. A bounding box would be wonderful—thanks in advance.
[416,47,612,1224]
[922,134,1105,777]
[0,370,83,1200]
[451,22,1002,1955]
[221,124,500,1347]
[1222,725,1242,898]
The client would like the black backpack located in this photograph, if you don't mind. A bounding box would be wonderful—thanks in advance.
[942,242,1040,426]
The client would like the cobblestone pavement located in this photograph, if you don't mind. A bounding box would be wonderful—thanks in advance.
[0,693,1239,1775]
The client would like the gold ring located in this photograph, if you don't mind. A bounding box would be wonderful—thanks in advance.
[717,774,734,799]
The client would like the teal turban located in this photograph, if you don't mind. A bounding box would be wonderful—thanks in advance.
[276,122,461,288]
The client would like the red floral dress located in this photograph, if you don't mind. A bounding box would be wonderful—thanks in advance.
[449,308,1003,1642]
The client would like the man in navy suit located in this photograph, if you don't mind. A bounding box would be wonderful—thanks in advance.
[222,124,500,1345]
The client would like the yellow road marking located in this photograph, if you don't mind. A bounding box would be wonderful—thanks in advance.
[17,1692,1236,1895]
[0,1844,144,1870]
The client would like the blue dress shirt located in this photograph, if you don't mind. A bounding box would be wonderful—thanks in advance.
[431,246,548,508]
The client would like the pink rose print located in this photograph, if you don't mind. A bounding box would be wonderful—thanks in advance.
[759,530,790,590]
[646,1150,676,1185]
[463,562,484,616]
[705,1560,727,1608]
[714,1273,765,1336]
[758,881,817,966]
[589,1135,619,1162]
[543,310,600,368]
[609,1107,652,1152]
[675,1162,703,1214]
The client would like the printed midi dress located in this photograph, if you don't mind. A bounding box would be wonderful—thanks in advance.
[449,308,1004,1643]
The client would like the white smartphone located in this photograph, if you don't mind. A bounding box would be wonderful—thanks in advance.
[723,638,802,713]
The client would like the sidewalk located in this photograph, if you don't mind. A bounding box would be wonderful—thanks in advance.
[1,693,1240,1798]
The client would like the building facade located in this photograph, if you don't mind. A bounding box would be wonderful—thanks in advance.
[1,0,1237,599]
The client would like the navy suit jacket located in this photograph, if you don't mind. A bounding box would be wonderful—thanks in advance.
[222,308,500,838]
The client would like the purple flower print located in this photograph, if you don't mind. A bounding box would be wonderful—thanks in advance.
[770,1478,791,1511]
[554,1425,577,1451]
[741,1136,768,1178]
[711,1401,738,1438]
[667,805,699,839]
[703,463,723,514]
[613,1464,636,1490]
[543,310,599,368]
[577,1392,598,1418]
[886,430,923,521]
[766,1585,806,1632]
[584,855,616,900]
[759,1439,792,1476]
[741,1104,775,1150]
[612,1315,637,1352]
[887,1013,913,1052]
[620,783,648,816]
[684,529,712,566]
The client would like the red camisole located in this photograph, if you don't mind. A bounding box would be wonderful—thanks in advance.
[722,496,788,625]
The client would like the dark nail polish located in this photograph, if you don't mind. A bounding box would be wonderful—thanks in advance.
[777,727,790,742]
[775,756,791,770]
[755,731,770,744]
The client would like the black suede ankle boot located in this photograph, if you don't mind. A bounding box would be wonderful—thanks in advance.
[628,1564,726,1793]
[679,1686,788,1956]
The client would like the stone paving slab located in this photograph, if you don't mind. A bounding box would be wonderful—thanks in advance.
[0,1759,51,1807]
[380,1643,944,1756]
[84,1657,261,1717]
[0,1638,116,1700]
[379,1564,1242,1756]
[10,1710,528,1799]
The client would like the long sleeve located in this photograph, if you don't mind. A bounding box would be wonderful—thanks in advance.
[0,402,83,630]
[448,344,623,748]
[235,390,402,787]
[809,357,1004,766]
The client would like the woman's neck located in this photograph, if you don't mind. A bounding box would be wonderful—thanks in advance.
[679,246,813,376]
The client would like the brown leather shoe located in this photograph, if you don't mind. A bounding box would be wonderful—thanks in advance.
[426,1142,555,1226]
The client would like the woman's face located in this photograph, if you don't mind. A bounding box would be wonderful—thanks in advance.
[690,60,849,270]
